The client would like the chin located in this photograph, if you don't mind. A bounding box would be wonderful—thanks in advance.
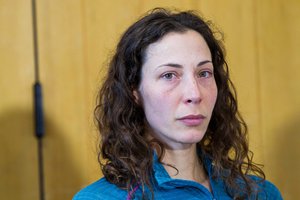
[179,132,205,144]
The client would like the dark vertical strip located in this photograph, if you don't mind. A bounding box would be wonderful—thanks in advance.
[32,0,39,82]
[34,83,44,138]
[37,138,45,200]
[31,0,45,200]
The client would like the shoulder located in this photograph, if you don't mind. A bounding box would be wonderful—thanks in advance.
[249,176,283,199]
[73,177,128,200]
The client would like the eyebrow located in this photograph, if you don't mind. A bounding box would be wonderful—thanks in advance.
[156,60,212,69]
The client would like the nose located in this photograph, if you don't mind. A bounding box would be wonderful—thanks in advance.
[182,77,202,104]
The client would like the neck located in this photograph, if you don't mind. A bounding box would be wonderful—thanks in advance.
[161,145,211,191]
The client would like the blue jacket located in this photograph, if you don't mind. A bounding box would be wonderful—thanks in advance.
[73,153,282,199]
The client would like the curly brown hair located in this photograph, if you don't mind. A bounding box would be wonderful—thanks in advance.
[95,8,265,199]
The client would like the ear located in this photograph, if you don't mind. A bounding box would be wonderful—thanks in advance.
[133,89,141,105]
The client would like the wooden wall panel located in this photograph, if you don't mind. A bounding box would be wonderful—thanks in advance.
[36,1,92,199]
[0,1,38,199]
[256,0,300,199]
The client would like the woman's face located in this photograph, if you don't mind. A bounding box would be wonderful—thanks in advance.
[135,30,217,150]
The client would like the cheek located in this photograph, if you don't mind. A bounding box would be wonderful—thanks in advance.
[142,95,166,131]
[208,84,218,108]
[212,87,218,103]
[139,86,173,121]
[142,91,167,113]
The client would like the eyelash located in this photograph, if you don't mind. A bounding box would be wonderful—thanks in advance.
[199,71,213,78]
[160,70,213,80]
[161,72,177,80]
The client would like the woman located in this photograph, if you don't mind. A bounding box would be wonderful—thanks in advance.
[73,8,282,199]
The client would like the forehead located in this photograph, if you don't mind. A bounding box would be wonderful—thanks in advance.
[143,30,211,65]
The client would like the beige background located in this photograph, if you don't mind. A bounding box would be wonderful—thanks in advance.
[1,0,299,199]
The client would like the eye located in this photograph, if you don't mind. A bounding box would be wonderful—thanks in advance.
[199,70,213,78]
[161,72,176,80]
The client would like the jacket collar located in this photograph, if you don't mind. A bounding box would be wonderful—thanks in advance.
[152,150,214,189]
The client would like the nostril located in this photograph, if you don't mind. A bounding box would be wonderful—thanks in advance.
[185,97,202,104]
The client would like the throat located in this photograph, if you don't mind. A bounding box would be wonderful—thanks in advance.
[162,149,212,192]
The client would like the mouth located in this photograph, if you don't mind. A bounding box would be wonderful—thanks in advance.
[177,114,206,126]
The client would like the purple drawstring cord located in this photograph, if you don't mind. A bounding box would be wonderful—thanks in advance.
[126,184,139,200]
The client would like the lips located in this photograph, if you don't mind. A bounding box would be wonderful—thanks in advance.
[177,114,205,126]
